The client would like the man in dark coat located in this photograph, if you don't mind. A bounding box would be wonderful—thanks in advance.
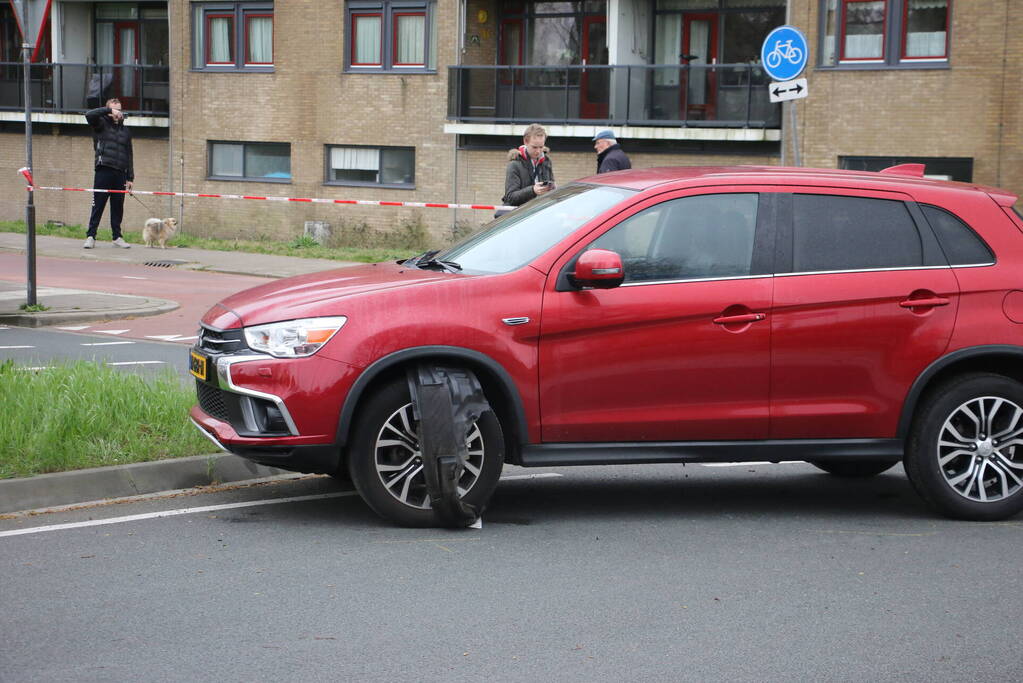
[593,129,631,174]
[501,123,555,209]
[83,98,134,248]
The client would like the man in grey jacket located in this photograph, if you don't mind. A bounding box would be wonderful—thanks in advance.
[501,123,555,209]
[83,98,134,248]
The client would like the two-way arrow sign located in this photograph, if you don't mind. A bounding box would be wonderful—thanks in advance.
[768,78,808,103]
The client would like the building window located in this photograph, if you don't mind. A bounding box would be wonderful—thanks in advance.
[326,145,415,188]
[345,1,435,71]
[820,0,949,67]
[209,142,291,181]
[192,2,273,70]
[839,155,972,182]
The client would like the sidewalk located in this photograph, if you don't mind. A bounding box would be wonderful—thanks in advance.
[0,232,359,515]
[0,232,356,326]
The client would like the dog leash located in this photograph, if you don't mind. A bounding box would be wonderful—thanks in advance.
[128,190,154,213]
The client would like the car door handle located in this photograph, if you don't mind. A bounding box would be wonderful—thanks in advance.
[899,297,950,308]
[713,313,766,325]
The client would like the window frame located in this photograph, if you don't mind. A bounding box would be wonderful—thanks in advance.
[192,2,274,72]
[818,0,951,70]
[243,12,274,66]
[344,0,436,73]
[208,141,291,183]
[324,144,417,189]
[839,0,887,63]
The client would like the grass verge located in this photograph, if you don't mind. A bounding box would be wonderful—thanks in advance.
[0,360,212,479]
[0,219,417,264]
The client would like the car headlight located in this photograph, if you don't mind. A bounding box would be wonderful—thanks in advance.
[244,316,347,358]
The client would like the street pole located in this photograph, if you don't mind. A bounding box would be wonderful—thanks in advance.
[22,40,36,307]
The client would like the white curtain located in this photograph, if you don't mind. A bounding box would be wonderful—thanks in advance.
[905,31,946,57]
[209,17,233,63]
[247,17,273,63]
[96,24,115,64]
[119,27,136,95]
[395,14,425,64]
[331,147,379,171]
[844,34,883,59]
[354,15,381,64]
[687,20,709,105]
[654,15,681,85]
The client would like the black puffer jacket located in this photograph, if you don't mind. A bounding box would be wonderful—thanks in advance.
[86,107,134,181]
[502,146,554,206]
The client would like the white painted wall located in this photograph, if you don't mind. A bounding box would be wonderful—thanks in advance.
[608,0,651,122]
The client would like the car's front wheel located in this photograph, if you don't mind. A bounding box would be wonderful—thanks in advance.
[348,376,505,527]
[905,373,1023,521]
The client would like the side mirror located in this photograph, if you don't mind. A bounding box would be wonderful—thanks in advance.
[571,249,624,289]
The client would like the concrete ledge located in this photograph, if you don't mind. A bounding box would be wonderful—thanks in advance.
[0,454,287,514]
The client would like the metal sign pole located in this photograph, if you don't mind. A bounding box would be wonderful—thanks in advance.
[790,99,801,167]
[22,40,36,307]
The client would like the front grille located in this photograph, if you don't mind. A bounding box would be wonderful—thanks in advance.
[196,381,230,422]
[197,325,247,354]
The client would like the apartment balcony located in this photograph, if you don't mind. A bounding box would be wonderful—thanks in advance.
[0,62,169,126]
[447,64,781,143]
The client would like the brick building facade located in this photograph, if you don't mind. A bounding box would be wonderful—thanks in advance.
[0,0,1018,246]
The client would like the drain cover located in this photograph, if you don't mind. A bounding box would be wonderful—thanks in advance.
[144,259,188,268]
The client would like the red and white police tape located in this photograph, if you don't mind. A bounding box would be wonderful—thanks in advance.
[17,167,515,212]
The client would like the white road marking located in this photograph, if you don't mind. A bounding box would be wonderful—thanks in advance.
[80,341,135,347]
[700,461,803,467]
[0,345,33,349]
[121,276,148,280]
[176,335,199,341]
[145,334,196,342]
[95,329,129,335]
[106,361,165,366]
[0,492,359,538]
[55,325,90,331]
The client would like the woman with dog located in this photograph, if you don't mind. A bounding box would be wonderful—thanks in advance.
[83,98,134,249]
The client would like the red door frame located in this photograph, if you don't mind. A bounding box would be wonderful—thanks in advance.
[579,15,608,119]
[681,13,718,121]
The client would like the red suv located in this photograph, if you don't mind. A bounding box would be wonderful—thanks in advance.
[190,165,1023,526]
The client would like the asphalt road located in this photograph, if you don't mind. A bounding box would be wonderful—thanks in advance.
[3,463,1021,682]
[0,326,192,380]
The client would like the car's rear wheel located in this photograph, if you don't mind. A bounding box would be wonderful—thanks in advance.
[905,373,1023,521]
[348,376,504,527]
[809,460,897,477]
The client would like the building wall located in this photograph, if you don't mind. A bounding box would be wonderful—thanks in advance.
[0,126,170,234]
[792,0,1023,194]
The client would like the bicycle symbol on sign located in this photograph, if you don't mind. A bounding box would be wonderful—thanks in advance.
[765,39,804,69]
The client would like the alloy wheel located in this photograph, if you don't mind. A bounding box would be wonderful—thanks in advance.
[373,402,485,509]
[937,396,1023,502]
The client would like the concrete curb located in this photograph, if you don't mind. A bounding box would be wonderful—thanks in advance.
[0,454,287,514]
[0,298,179,327]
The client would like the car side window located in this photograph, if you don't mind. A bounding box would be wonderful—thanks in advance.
[920,205,995,265]
[589,193,759,283]
[792,194,924,272]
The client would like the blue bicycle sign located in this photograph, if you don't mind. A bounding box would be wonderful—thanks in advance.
[761,25,808,82]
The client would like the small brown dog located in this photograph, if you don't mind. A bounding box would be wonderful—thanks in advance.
[142,217,178,248]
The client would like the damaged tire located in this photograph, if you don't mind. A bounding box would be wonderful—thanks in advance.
[349,376,505,527]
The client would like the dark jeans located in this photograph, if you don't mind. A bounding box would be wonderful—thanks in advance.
[87,166,126,239]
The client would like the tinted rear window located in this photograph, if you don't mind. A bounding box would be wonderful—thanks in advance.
[792,195,923,272]
[920,205,994,265]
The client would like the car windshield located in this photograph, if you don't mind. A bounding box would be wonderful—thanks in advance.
[437,184,636,274]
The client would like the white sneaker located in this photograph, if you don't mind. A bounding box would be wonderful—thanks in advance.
[112,237,131,249]
[83,236,95,249]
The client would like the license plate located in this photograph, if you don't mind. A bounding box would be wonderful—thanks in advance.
[189,350,208,380]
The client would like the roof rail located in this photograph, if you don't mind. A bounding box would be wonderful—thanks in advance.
[879,163,926,178]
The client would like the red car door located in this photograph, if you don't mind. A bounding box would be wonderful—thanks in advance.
[769,189,959,439]
[538,190,774,442]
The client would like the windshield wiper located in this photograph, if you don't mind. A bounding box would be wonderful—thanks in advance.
[400,249,439,267]
[416,256,462,273]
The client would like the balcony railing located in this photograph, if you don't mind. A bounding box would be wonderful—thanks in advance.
[0,62,169,116]
[448,64,780,128]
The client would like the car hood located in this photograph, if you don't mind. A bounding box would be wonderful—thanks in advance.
[202,261,458,329]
